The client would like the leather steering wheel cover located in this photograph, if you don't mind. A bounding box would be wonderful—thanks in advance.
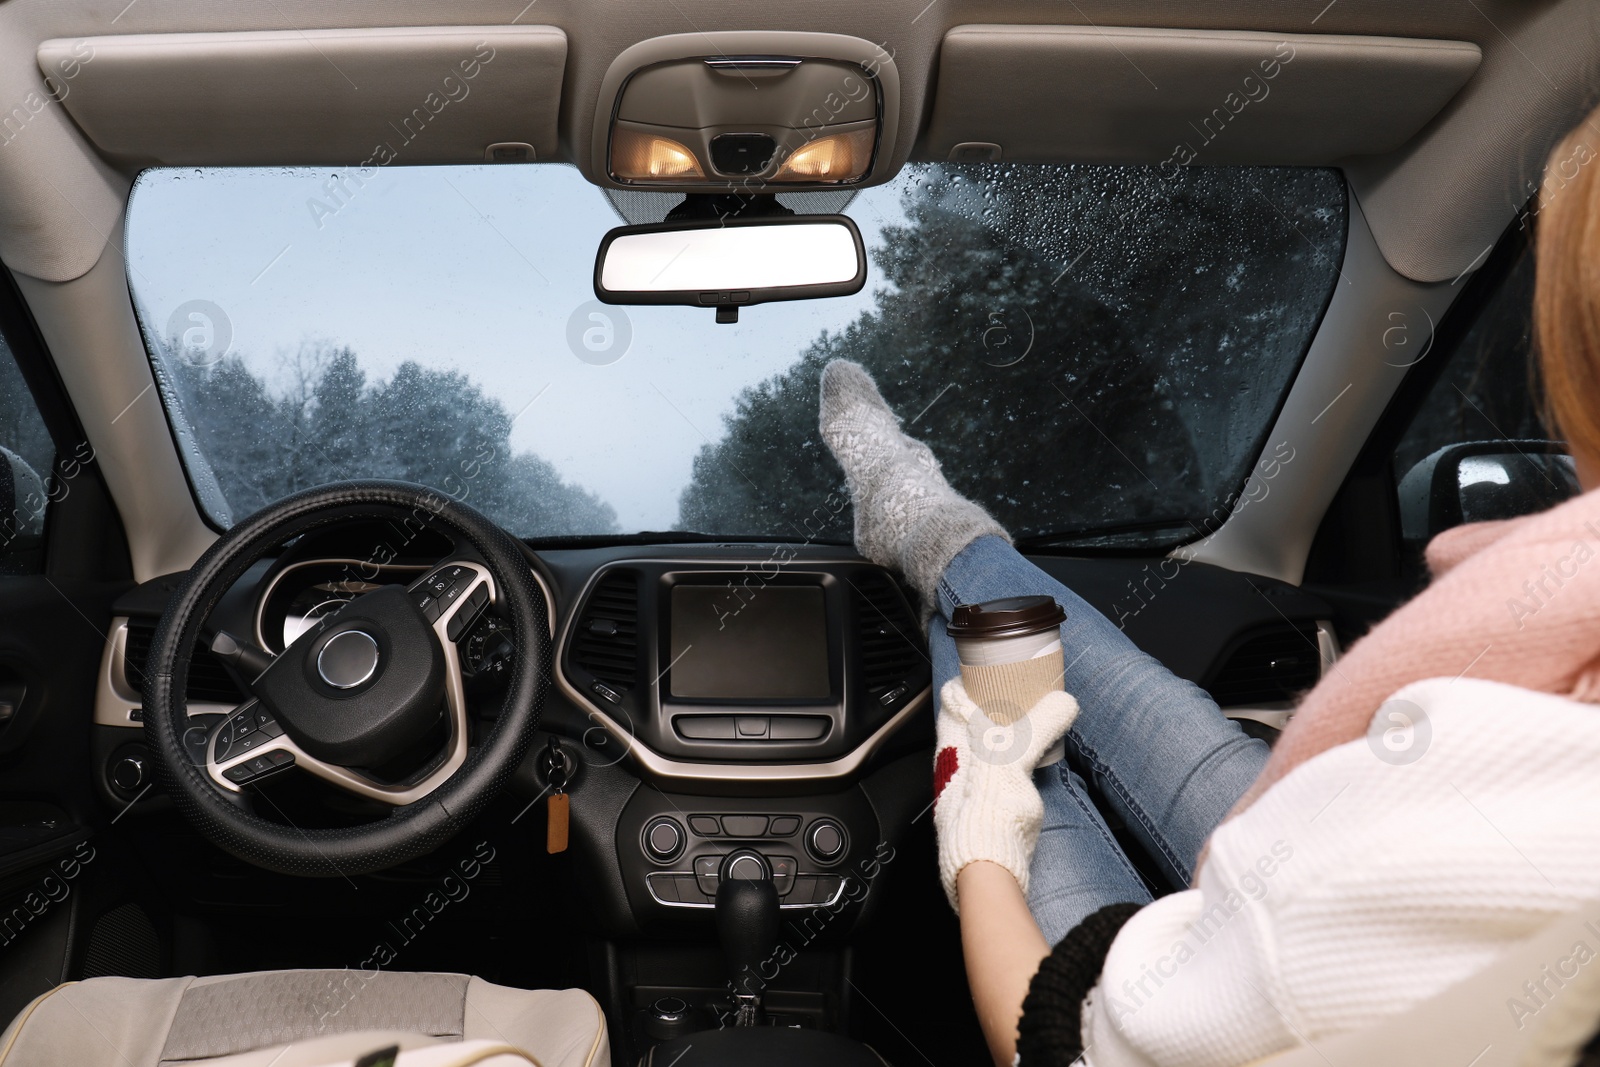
[142,480,552,877]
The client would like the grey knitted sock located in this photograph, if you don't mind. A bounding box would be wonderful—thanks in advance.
[818,360,1010,611]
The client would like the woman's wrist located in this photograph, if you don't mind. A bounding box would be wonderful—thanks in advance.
[957,861,1052,1067]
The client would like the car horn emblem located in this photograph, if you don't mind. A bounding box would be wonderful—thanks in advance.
[317,630,380,689]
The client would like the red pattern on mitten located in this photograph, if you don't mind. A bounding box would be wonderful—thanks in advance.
[933,746,959,807]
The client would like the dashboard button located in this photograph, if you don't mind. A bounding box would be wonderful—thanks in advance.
[111,755,145,792]
[693,855,721,895]
[646,872,679,904]
[591,681,622,705]
[770,855,796,895]
[807,820,846,863]
[643,817,684,863]
[676,716,735,739]
[812,875,845,905]
[770,716,829,740]
[769,816,800,837]
[735,716,769,738]
[688,816,721,836]
[720,815,767,838]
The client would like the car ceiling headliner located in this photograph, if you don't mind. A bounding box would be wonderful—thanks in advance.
[0,0,1593,285]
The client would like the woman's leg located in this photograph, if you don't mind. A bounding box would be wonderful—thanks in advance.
[816,359,1264,926]
[934,535,1269,891]
[930,605,1154,945]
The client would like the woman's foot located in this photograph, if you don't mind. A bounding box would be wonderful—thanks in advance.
[818,360,1008,611]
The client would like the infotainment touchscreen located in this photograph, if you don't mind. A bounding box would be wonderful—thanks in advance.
[668,585,831,701]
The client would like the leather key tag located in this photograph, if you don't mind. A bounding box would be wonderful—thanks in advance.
[547,791,569,854]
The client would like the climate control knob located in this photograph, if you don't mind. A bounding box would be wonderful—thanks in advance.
[806,819,847,864]
[642,817,684,863]
[719,849,771,882]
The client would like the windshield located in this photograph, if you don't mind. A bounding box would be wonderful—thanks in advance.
[125,163,1344,548]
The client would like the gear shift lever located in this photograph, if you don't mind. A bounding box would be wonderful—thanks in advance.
[715,877,779,1026]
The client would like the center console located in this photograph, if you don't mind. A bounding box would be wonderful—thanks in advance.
[546,554,933,1058]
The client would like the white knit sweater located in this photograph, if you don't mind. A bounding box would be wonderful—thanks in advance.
[1081,677,1600,1067]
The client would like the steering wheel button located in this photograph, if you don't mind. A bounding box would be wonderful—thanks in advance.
[257,717,283,739]
[412,590,440,621]
[223,764,255,784]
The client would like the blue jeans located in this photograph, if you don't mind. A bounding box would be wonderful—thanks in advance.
[930,536,1270,946]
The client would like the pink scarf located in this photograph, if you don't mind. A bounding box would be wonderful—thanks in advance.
[1229,485,1600,817]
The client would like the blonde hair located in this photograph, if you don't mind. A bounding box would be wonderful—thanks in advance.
[1534,111,1600,466]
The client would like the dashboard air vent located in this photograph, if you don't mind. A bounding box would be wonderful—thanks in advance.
[1204,624,1322,706]
[851,571,925,704]
[122,618,246,705]
[571,569,641,692]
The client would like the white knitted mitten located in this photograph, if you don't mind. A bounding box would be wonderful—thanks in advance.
[932,677,1079,911]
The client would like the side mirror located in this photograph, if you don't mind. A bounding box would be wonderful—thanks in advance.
[594,215,866,323]
[1397,439,1579,542]
[0,445,46,569]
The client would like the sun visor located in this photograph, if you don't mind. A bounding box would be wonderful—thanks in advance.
[919,26,1481,166]
[36,26,566,168]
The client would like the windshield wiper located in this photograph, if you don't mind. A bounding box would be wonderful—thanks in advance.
[1014,516,1208,551]
[524,530,852,549]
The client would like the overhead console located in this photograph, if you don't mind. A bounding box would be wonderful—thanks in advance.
[37,25,566,167]
[586,31,902,192]
[559,560,929,777]
[918,26,1481,165]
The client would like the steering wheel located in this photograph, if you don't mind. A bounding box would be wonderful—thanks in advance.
[142,481,552,876]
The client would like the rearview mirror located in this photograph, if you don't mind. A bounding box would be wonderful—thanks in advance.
[594,216,866,323]
[1397,439,1579,542]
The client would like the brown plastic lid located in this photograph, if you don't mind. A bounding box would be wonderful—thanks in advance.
[945,595,1066,640]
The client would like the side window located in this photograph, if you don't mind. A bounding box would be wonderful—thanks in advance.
[0,334,56,574]
[1391,241,1576,547]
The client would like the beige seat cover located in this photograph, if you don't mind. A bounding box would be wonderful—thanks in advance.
[1257,897,1600,1067]
[0,970,607,1067]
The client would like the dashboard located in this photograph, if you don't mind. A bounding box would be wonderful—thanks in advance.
[88,526,1336,950]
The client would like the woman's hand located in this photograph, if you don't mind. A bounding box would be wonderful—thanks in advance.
[933,677,1079,909]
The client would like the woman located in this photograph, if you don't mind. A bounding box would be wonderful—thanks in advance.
[816,111,1600,1066]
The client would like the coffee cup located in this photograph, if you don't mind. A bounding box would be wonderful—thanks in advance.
[946,595,1068,767]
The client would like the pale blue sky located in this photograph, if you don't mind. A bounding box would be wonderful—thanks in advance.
[125,164,911,531]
